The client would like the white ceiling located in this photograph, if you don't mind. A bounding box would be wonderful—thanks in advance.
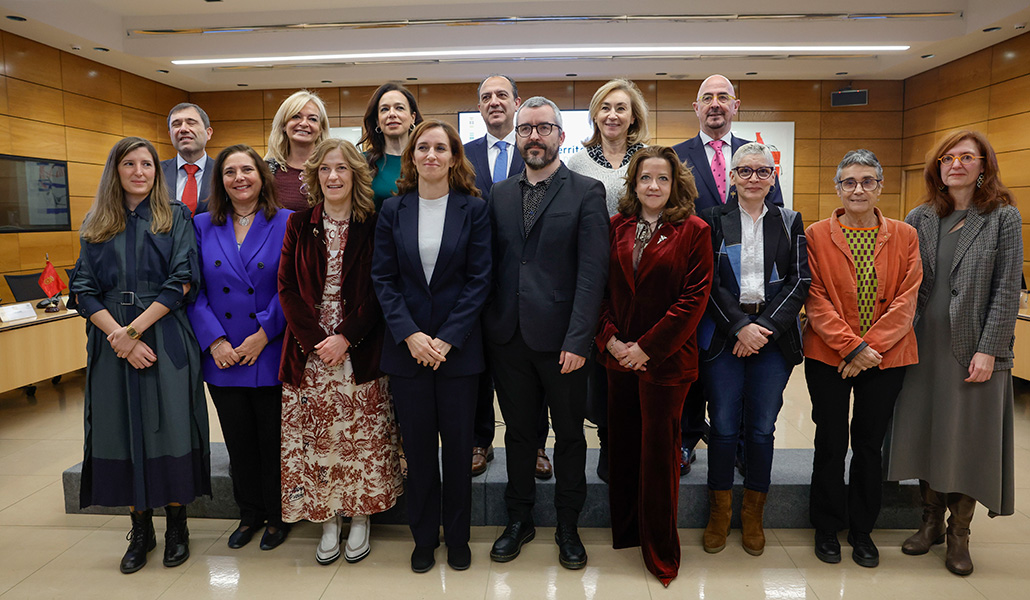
[1,0,1028,91]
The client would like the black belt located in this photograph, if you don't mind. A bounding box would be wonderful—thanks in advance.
[740,302,765,315]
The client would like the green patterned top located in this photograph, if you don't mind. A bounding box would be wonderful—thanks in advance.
[841,224,879,335]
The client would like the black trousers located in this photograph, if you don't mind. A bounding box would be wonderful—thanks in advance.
[391,370,477,548]
[208,383,284,528]
[489,330,588,524]
[473,367,551,449]
[806,359,907,534]
[679,381,709,451]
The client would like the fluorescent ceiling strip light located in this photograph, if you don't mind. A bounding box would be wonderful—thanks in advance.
[172,45,909,66]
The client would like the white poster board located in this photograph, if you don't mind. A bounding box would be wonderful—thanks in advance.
[730,122,795,209]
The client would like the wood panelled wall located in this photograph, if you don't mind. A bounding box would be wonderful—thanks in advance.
[899,32,1030,281]
[0,32,187,301]
[212,78,905,234]
[2,29,1028,299]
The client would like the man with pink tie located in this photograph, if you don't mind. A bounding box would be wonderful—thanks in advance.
[672,74,783,477]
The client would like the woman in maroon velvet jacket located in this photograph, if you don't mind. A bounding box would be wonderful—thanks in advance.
[596,146,713,586]
[277,138,401,566]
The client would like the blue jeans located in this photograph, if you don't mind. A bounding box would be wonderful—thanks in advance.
[702,344,792,492]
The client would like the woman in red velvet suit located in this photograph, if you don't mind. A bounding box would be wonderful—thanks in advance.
[278,138,402,566]
[596,145,713,586]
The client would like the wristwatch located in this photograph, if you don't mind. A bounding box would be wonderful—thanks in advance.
[126,325,142,340]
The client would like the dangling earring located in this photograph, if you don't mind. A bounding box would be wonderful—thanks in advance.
[409,122,416,133]
[976,173,984,189]
[374,126,382,134]
[938,184,948,192]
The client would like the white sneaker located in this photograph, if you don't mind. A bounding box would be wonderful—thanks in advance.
[316,515,341,565]
[344,515,371,563]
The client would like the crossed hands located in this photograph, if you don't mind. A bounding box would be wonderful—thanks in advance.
[733,323,773,358]
[405,332,452,370]
[108,327,156,370]
[836,345,882,378]
[607,336,649,372]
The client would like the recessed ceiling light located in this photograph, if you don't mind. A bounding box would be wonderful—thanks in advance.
[566,73,577,77]
[746,71,758,75]
[5,15,26,22]
[836,71,848,75]
[406,77,417,81]
[156,69,169,74]
[93,47,109,52]
[983,26,1002,32]
[237,83,248,87]
[172,44,911,66]
[321,80,332,84]
[921,54,935,59]
[655,72,667,76]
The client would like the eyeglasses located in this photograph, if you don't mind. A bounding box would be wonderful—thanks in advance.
[731,166,774,180]
[515,122,561,137]
[938,153,983,166]
[836,178,882,192]
[698,93,737,106]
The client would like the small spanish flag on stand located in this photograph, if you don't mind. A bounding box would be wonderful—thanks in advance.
[38,259,67,300]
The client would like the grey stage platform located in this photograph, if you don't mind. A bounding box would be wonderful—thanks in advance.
[63,444,921,528]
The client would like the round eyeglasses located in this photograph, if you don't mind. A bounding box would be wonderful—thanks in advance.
[731,166,774,180]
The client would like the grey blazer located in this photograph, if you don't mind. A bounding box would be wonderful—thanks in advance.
[906,202,1023,370]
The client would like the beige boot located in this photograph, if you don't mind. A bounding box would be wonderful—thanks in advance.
[945,493,976,576]
[902,480,947,555]
[740,489,768,556]
[703,489,733,553]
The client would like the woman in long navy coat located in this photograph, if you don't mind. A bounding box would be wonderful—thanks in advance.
[372,120,491,573]
[187,144,291,551]
[70,136,209,574]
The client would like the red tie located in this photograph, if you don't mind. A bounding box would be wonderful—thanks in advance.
[709,139,727,203]
[182,163,200,213]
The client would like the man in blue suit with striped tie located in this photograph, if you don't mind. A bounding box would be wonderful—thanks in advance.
[464,75,552,480]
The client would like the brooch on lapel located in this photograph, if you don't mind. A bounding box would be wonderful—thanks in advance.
[657,234,667,244]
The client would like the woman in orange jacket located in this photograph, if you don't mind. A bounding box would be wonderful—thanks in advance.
[803,149,922,568]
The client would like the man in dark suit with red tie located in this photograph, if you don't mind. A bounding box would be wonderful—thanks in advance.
[161,102,214,216]
[464,75,553,481]
[672,74,784,477]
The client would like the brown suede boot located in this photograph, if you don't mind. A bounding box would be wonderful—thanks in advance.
[703,489,733,553]
[945,493,976,576]
[740,489,768,556]
[902,480,947,555]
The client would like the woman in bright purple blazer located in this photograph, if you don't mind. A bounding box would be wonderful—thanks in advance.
[187,144,292,551]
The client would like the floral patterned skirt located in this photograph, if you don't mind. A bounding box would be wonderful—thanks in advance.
[280,355,402,523]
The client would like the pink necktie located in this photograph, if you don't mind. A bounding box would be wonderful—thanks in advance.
[709,139,726,203]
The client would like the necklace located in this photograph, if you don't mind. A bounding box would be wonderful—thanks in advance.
[635,214,662,246]
[234,209,257,226]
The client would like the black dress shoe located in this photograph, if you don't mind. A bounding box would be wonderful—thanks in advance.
[447,543,471,570]
[680,447,697,477]
[260,525,290,551]
[847,531,879,568]
[555,522,587,570]
[411,545,437,573]
[490,521,536,562]
[227,524,258,549]
[814,529,841,564]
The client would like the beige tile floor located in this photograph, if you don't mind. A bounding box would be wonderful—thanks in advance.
[1,366,1029,599]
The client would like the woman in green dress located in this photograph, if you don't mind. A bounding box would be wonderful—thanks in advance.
[359,83,423,209]
[70,136,209,574]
